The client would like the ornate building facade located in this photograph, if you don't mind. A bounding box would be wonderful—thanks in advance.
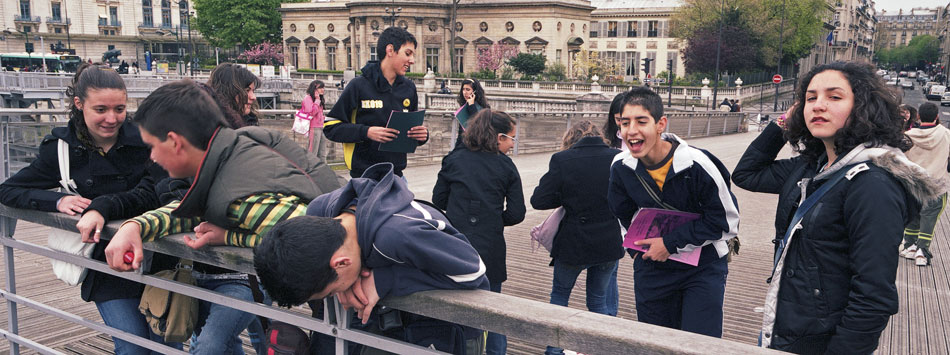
[0,0,208,65]
[280,0,593,76]
[875,7,940,50]
[587,0,685,81]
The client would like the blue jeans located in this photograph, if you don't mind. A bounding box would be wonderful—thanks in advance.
[189,275,271,355]
[545,259,617,355]
[486,281,507,355]
[606,262,619,316]
[95,297,183,355]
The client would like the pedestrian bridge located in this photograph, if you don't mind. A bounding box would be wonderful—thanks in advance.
[0,116,946,354]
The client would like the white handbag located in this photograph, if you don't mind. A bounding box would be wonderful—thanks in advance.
[48,139,96,286]
[292,109,312,136]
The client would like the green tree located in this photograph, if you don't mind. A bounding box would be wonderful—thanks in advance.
[672,0,829,72]
[507,53,546,78]
[876,35,941,69]
[193,0,307,48]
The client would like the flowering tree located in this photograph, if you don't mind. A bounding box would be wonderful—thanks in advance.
[238,42,284,66]
[476,43,519,76]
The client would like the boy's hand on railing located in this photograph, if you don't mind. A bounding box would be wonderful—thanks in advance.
[77,210,105,243]
[184,221,226,249]
[355,270,379,324]
[56,195,91,216]
[104,222,144,271]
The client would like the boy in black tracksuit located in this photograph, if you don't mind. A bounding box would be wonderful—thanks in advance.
[607,87,739,337]
[325,27,428,178]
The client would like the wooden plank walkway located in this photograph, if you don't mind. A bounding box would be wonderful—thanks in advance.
[0,130,947,354]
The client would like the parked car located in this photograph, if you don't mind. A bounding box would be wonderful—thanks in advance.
[899,71,908,77]
[887,79,899,87]
[901,79,914,89]
[927,85,947,101]
[941,92,950,106]
[908,71,918,79]
[918,75,930,83]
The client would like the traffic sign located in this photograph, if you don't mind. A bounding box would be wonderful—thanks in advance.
[772,74,783,84]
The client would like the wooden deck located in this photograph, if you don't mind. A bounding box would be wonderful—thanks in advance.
[0,130,948,354]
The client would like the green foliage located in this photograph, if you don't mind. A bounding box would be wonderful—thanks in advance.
[542,63,567,81]
[673,0,829,73]
[507,53,547,77]
[193,0,303,48]
[471,69,497,80]
[500,67,516,80]
[876,35,941,69]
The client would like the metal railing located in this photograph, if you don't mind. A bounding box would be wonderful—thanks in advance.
[0,72,292,95]
[12,15,40,23]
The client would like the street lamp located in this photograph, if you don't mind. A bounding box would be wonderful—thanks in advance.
[772,0,787,111]
[385,0,402,28]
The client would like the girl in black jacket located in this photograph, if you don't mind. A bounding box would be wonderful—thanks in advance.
[733,61,939,354]
[0,64,182,354]
[432,110,525,355]
[531,121,623,355]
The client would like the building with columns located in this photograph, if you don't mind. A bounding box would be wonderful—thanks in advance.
[280,0,594,77]
[0,0,209,67]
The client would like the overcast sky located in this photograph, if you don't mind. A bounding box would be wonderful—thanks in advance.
[874,0,947,13]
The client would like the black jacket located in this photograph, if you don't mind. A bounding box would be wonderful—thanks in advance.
[432,148,525,284]
[324,61,425,178]
[0,121,161,302]
[733,123,927,354]
[531,137,624,266]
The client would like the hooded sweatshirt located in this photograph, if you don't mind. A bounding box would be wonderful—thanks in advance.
[324,61,423,178]
[905,122,950,185]
[307,163,489,298]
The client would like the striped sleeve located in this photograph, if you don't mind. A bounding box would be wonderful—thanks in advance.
[129,201,202,243]
[223,193,308,247]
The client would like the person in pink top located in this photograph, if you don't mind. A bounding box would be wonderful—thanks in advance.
[302,80,328,162]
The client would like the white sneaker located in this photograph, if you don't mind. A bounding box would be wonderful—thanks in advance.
[915,249,929,266]
[901,245,918,259]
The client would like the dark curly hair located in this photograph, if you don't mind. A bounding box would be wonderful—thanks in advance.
[785,61,910,162]
[207,63,261,127]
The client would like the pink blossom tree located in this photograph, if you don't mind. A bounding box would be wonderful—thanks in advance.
[476,43,519,76]
[238,42,284,66]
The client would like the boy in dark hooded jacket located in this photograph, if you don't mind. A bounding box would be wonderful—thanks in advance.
[255,162,489,354]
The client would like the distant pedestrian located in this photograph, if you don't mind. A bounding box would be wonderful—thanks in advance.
[302,80,328,162]
[719,98,732,112]
[453,78,489,149]
[433,109,526,355]
[901,102,949,266]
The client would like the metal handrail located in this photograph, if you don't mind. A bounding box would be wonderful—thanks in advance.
[0,205,778,355]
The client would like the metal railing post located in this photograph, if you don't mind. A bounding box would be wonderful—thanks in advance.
[2,215,19,355]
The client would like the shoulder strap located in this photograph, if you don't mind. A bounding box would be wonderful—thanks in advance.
[247,274,270,330]
[633,169,678,211]
[771,164,856,270]
[57,139,78,194]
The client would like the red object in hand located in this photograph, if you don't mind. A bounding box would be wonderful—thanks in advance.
[123,252,134,264]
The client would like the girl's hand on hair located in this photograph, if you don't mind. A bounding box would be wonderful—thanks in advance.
[367,126,399,143]
[77,210,105,243]
[57,195,91,216]
[777,103,797,130]
[408,126,428,142]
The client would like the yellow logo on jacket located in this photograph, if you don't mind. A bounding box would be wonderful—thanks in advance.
[361,100,383,109]
[403,98,411,108]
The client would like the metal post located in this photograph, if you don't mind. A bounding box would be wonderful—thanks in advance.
[1,119,18,355]
[712,0,725,106]
[188,11,194,77]
[40,36,46,72]
[772,0,787,111]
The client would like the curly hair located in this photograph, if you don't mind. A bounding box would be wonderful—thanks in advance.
[456,79,490,108]
[463,109,516,153]
[562,120,607,150]
[784,61,910,161]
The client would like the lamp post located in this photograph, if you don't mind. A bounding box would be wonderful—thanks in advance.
[772,0,787,111]
[385,0,402,28]
[712,0,725,106]
[187,11,195,76]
